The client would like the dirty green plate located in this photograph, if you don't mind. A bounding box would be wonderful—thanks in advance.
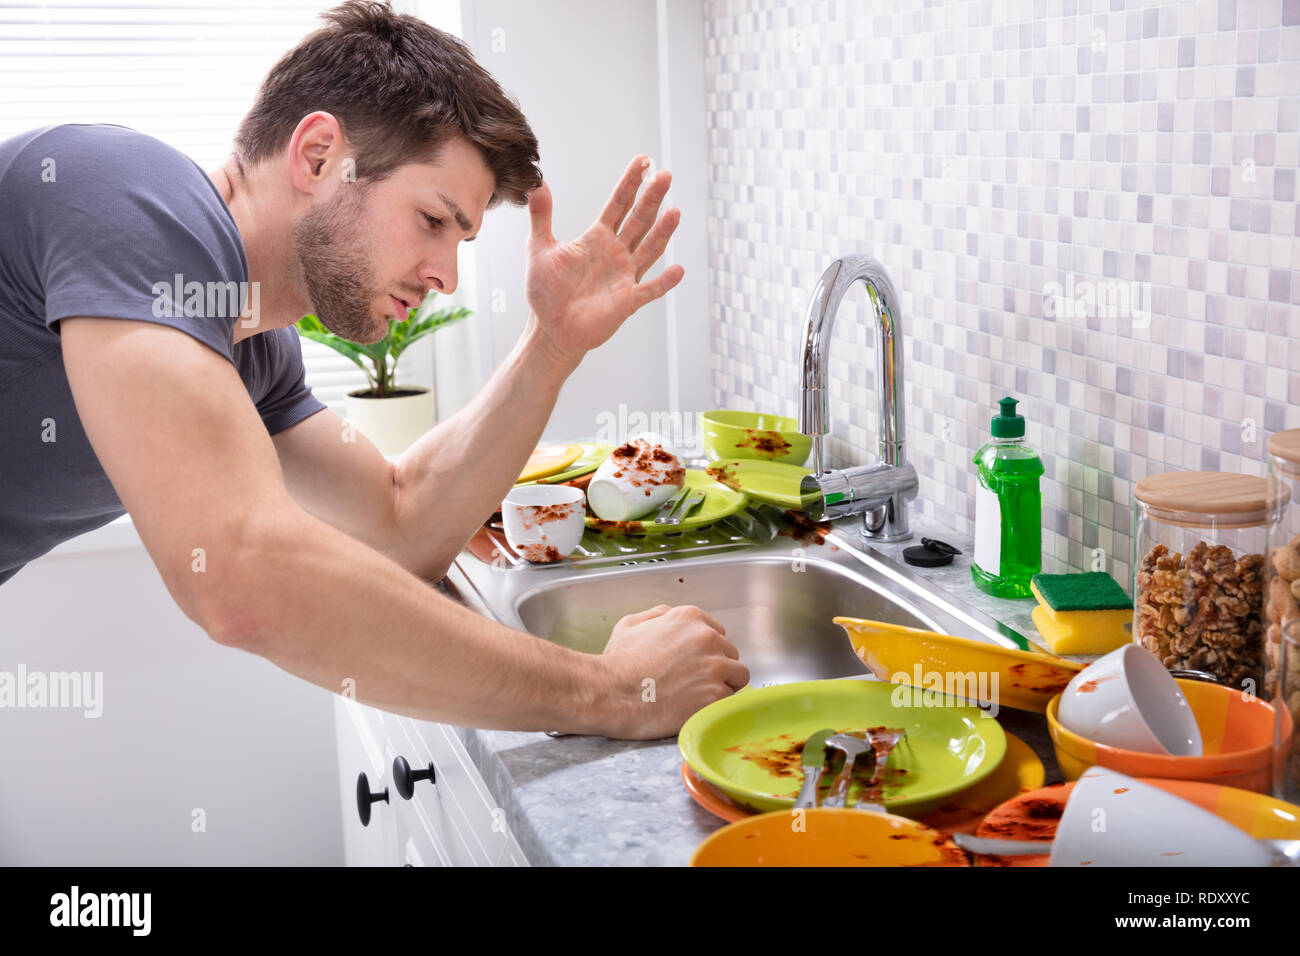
[704,459,812,510]
[584,468,747,535]
[678,678,1006,815]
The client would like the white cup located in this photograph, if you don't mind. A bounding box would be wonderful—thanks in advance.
[501,485,586,563]
[1050,767,1274,867]
[585,434,685,521]
[1057,644,1203,755]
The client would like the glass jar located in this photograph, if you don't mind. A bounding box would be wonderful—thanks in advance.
[1132,471,1268,693]
[1266,430,1300,800]
[1265,430,1300,700]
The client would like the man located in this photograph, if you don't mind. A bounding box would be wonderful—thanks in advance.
[0,1,747,739]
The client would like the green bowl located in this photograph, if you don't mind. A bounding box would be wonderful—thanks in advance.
[699,410,812,466]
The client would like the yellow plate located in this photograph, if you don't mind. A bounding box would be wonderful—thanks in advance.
[691,807,969,867]
[515,442,615,486]
[916,731,1046,834]
[835,616,1083,714]
[678,678,1006,815]
[516,443,585,483]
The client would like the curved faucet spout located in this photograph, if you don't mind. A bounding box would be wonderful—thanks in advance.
[797,254,914,541]
[797,254,906,475]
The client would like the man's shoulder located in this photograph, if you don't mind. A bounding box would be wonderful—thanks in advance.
[1,124,227,217]
[3,123,199,169]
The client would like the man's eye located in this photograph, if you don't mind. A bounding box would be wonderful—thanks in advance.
[423,214,444,230]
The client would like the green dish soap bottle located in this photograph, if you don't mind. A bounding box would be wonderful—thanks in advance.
[971,396,1043,598]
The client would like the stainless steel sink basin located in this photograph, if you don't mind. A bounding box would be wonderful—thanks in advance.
[446,503,1025,690]
[512,553,943,686]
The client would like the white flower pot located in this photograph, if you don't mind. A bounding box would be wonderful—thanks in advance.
[343,387,436,456]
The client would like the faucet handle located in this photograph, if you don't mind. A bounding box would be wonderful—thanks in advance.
[799,462,917,541]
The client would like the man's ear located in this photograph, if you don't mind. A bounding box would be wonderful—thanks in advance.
[286,111,349,195]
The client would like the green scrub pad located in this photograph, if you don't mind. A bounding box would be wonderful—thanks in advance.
[1031,572,1130,612]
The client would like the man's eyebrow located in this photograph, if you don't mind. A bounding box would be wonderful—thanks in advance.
[437,192,479,240]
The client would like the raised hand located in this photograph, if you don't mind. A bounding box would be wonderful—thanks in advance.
[524,156,684,365]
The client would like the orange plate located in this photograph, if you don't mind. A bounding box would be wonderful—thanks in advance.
[690,807,969,867]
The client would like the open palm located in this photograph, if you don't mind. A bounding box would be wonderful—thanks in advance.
[525,156,684,362]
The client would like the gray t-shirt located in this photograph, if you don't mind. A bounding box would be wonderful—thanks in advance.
[0,124,326,586]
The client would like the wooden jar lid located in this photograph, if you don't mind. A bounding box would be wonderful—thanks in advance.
[1134,471,1268,528]
[1268,429,1300,473]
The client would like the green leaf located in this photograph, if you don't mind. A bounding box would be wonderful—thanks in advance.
[390,306,470,362]
[294,301,472,398]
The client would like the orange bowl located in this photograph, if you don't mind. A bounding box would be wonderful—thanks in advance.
[690,808,969,867]
[1046,678,1288,793]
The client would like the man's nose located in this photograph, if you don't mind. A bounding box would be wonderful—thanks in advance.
[420,257,457,296]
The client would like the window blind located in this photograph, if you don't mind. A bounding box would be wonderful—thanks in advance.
[0,0,457,412]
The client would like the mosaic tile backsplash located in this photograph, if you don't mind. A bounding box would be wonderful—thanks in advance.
[704,0,1300,590]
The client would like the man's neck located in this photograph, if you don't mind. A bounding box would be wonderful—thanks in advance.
[209,159,310,344]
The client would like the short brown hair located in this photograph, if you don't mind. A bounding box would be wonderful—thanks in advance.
[234,0,541,207]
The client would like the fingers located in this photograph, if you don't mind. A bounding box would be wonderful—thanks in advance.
[613,603,672,633]
[632,205,681,282]
[597,155,651,234]
[629,264,685,313]
[722,659,750,692]
[527,180,555,249]
[618,169,672,253]
[666,603,726,637]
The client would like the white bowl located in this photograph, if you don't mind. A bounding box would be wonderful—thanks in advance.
[1050,768,1273,867]
[501,485,585,563]
[1058,644,1202,756]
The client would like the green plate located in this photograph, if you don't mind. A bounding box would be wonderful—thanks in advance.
[584,468,748,535]
[704,459,812,510]
[517,442,615,486]
[678,679,1007,815]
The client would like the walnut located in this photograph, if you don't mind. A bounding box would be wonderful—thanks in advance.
[1136,541,1264,689]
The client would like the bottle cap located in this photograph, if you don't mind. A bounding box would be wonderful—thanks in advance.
[990,396,1025,438]
[903,538,963,567]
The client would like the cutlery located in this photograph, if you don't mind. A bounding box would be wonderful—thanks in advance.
[855,728,906,814]
[657,489,705,526]
[821,733,872,808]
[652,487,691,524]
[792,727,836,809]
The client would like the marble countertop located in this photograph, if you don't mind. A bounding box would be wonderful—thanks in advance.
[451,512,1065,867]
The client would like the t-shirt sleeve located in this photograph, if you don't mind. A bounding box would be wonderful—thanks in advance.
[253,328,327,436]
[20,125,246,361]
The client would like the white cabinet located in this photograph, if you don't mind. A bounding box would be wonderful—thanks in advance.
[333,697,529,867]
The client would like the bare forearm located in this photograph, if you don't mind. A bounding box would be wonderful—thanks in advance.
[210,504,616,734]
[388,314,580,578]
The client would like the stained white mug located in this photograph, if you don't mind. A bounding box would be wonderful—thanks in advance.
[501,485,586,563]
[1050,768,1273,867]
[1058,644,1203,756]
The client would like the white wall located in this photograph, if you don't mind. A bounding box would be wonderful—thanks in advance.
[0,538,343,865]
[444,0,712,437]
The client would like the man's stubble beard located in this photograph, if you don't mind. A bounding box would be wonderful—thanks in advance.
[292,181,383,343]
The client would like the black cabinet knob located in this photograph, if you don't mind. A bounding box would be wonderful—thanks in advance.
[392,755,436,800]
[356,771,389,827]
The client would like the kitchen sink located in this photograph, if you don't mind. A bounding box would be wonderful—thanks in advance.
[448,503,1025,687]
[513,553,940,686]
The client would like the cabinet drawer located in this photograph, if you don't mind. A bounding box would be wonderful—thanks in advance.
[391,717,528,867]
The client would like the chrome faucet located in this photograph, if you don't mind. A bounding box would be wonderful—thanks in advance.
[797,254,917,541]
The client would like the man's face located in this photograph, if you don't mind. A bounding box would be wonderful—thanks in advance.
[291,135,496,344]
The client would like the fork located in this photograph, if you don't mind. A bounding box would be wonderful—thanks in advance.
[855,729,906,814]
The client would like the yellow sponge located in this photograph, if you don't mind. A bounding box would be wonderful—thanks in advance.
[1030,574,1133,656]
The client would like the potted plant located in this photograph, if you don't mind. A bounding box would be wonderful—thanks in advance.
[296,297,470,455]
